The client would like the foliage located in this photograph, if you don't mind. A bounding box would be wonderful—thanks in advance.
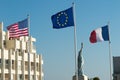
[93,77,100,80]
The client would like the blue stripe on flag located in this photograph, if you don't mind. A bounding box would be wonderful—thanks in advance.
[102,25,109,41]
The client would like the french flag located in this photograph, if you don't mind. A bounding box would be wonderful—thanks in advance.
[89,25,109,43]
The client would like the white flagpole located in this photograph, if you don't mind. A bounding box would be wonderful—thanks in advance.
[27,15,31,80]
[109,37,112,80]
[72,3,78,80]
[108,23,112,80]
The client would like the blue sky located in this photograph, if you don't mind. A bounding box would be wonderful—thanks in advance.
[0,0,120,80]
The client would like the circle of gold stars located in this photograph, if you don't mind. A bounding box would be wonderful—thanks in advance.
[57,12,68,27]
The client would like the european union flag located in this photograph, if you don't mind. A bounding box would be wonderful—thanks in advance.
[51,7,74,29]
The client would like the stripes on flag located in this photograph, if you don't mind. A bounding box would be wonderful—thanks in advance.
[89,25,109,43]
[7,19,28,38]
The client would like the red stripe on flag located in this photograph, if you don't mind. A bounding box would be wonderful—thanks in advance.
[7,23,28,38]
[89,30,97,43]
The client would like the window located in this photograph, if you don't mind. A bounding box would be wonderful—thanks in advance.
[0,59,1,64]
[36,63,39,71]
[6,60,9,64]
[5,60,9,69]
[3,40,6,47]
[12,60,15,69]
[0,59,1,68]
[12,60,14,64]
[18,49,22,56]
[19,52,22,56]
[19,74,22,80]
[25,50,27,53]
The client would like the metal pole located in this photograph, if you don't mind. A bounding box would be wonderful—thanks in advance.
[109,41,112,80]
[27,15,31,80]
[108,24,112,80]
[72,3,78,80]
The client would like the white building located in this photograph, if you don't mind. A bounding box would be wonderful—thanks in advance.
[0,22,43,80]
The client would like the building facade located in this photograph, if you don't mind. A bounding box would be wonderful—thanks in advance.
[0,22,43,80]
[113,56,120,80]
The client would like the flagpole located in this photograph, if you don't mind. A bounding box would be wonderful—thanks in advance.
[108,23,112,80]
[109,36,112,80]
[72,3,78,80]
[27,14,31,80]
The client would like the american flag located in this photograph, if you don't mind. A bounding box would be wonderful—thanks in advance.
[7,19,29,38]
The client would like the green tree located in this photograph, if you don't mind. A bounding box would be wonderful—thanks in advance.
[93,77,100,80]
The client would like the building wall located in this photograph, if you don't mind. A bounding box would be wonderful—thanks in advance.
[0,23,43,80]
[113,56,120,80]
